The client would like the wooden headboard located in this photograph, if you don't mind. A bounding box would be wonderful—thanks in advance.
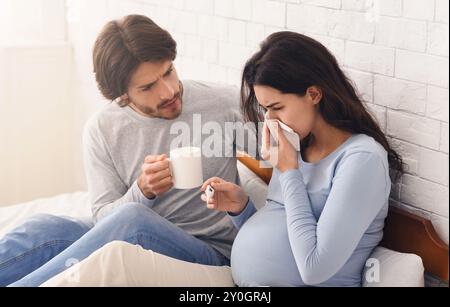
[237,155,449,283]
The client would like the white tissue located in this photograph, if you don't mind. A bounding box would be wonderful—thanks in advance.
[263,115,301,151]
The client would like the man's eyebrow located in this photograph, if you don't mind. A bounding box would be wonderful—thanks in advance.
[138,80,157,90]
[137,65,174,90]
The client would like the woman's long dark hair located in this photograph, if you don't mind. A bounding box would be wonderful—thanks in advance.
[241,31,404,182]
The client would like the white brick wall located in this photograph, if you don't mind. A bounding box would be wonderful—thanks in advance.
[0,0,67,44]
[68,0,449,245]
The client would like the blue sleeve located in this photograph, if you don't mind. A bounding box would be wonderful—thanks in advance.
[229,199,257,229]
[278,152,390,285]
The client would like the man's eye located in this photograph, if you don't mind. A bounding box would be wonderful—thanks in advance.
[143,85,154,92]
[272,107,283,111]
[164,68,174,77]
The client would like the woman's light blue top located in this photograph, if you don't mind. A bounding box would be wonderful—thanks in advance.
[230,134,391,287]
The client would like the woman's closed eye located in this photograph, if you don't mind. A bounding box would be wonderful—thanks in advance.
[261,106,283,112]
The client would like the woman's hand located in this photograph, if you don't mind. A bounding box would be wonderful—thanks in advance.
[262,123,299,173]
[200,177,249,215]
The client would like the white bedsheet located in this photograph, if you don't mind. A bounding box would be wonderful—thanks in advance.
[0,192,91,238]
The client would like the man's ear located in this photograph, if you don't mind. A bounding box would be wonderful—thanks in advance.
[307,86,322,105]
[120,94,129,103]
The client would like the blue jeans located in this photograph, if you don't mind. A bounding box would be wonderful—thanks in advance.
[1,203,229,287]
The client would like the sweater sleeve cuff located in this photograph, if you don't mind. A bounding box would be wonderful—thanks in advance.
[130,180,156,206]
[229,198,257,229]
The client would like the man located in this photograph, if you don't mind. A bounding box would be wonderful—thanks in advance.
[1,14,256,287]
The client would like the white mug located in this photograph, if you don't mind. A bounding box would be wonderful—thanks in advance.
[169,147,204,189]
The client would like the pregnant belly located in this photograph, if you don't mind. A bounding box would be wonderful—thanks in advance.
[230,203,304,287]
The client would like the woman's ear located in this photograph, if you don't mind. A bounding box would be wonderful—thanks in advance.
[307,86,322,105]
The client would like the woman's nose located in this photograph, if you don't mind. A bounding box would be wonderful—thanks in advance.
[265,110,277,121]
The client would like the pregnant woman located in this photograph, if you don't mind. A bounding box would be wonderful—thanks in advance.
[43,31,404,287]
[204,31,404,287]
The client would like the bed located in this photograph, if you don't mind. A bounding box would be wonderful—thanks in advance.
[1,159,447,287]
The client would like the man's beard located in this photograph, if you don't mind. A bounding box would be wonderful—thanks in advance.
[132,82,184,120]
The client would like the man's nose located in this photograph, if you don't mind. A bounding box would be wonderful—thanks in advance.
[159,80,175,100]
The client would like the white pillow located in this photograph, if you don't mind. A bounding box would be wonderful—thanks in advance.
[363,247,424,287]
[237,161,268,210]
